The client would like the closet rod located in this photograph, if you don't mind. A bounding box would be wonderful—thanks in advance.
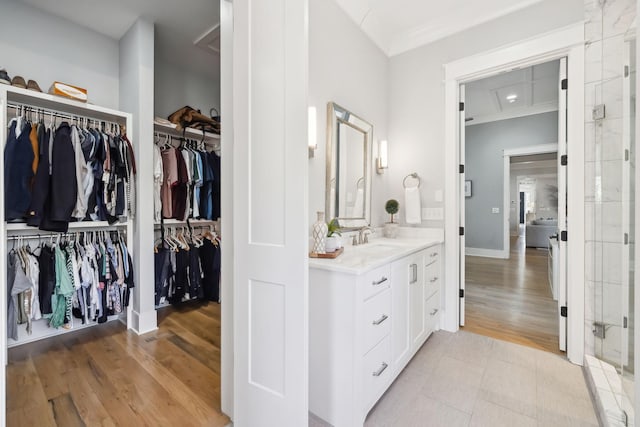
[7,230,124,240]
[8,232,81,241]
[154,131,220,147]
[155,223,217,230]
[7,103,125,127]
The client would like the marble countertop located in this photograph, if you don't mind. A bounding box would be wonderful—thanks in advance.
[309,233,443,275]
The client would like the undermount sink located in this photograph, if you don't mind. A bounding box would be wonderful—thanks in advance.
[354,244,399,254]
[349,240,407,256]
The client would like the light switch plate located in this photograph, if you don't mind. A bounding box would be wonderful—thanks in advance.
[435,190,443,202]
[492,207,500,214]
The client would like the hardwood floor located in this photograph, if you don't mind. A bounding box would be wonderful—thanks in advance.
[463,232,561,354]
[6,302,229,427]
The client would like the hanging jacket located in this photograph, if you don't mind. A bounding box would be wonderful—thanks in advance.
[71,126,90,220]
[49,122,77,225]
[27,125,51,227]
[211,152,221,220]
[49,245,74,329]
[5,120,35,220]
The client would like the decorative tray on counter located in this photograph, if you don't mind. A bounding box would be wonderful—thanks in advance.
[309,247,344,259]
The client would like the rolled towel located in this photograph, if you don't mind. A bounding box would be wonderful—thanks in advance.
[405,186,421,224]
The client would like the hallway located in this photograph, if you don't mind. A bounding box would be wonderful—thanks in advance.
[463,229,560,354]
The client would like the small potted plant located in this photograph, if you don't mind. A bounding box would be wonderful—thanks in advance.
[325,218,342,252]
[384,199,399,238]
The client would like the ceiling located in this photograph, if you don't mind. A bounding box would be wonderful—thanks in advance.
[17,0,220,76]
[333,0,544,56]
[465,60,560,125]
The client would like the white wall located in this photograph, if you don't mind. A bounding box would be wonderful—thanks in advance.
[465,112,558,250]
[387,0,583,228]
[154,58,220,119]
[308,0,389,228]
[119,18,158,334]
[0,0,120,109]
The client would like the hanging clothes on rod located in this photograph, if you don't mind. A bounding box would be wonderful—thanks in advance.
[4,104,136,232]
[154,224,220,306]
[6,231,135,340]
[154,131,220,222]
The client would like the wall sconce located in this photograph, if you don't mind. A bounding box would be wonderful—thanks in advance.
[308,106,317,158]
[377,139,388,174]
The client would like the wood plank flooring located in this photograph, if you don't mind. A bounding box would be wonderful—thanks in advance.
[463,234,561,354]
[6,302,229,427]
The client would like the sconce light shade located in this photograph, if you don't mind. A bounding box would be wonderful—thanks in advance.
[308,106,317,158]
[377,139,388,174]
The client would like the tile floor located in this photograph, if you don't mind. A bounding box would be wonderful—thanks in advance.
[310,330,600,427]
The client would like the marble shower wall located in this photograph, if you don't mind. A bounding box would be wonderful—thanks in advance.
[584,0,636,364]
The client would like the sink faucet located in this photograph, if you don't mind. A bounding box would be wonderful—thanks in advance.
[358,226,373,245]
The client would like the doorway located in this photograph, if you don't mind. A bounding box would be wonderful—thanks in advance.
[459,61,563,352]
[443,23,585,364]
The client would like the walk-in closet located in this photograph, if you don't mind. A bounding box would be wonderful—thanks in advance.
[0,0,226,425]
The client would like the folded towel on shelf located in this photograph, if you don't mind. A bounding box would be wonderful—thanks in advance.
[405,186,421,224]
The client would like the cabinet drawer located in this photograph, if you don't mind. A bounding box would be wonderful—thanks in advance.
[362,264,391,301]
[424,245,441,267]
[424,261,440,299]
[362,335,392,410]
[362,289,392,354]
[425,291,440,335]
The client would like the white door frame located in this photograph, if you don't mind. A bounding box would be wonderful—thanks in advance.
[502,144,558,257]
[220,0,234,418]
[443,23,585,364]
[514,172,558,237]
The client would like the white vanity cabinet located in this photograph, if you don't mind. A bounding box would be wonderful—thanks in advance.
[424,245,442,337]
[309,241,443,426]
[391,249,426,375]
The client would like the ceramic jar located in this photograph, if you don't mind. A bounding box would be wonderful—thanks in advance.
[312,211,328,254]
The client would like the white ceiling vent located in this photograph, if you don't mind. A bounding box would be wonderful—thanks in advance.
[194,24,220,55]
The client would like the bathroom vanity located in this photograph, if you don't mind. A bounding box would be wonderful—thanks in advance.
[309,231,443,426]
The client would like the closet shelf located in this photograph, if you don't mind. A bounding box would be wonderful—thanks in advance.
[2,85,129,123]
[6,221,129,233]
[154,119,220,141]
[7,315,125,348]
[155,219,218,227]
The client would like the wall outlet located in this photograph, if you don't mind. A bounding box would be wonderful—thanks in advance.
[422,207,444,220]
[492,207,500,213]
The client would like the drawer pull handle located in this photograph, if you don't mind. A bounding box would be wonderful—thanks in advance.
[372,277,388,286]
[430,277,438,283]
[430,252,438,258]
[410,264,418,284]
[430,308,439,316]
[372,362,388,377]
[372,314,389,325]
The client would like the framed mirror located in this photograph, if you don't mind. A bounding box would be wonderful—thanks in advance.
[326,102,373,229]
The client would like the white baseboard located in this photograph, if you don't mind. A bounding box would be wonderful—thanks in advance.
[465,247,509,259]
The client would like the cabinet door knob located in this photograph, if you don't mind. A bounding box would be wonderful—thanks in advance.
[430,309,439,316]
[430,277,438,283]
[372,277,388,286]
[372,362,388,377]
[372,314,389,325]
